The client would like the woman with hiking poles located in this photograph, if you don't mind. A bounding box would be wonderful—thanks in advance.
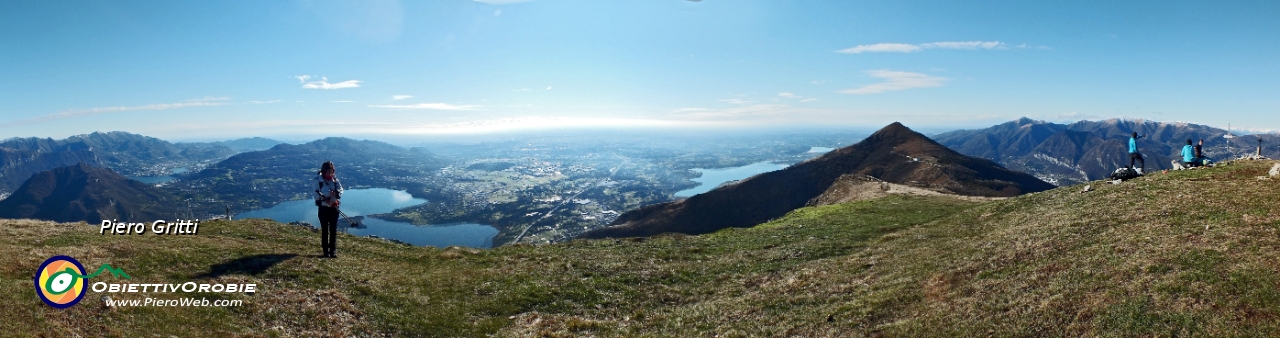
[315,161,343,258]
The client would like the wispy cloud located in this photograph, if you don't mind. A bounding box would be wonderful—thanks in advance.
[839,70,947,94]
[838,41,1010,54]
[331,100,354,103]
[367,103,480,110]
[246,100,281,104]
[918,41,1003,50]
[296,75,362,90]
[718,98,754,105]
[1,100,228,128]
[392,95,413,100]
[800,98,817,102]
[778,92,797,98]
[837,43,921,54]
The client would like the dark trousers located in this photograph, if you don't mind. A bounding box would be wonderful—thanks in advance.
[318,206,339,254]
[1129,152,1144,170]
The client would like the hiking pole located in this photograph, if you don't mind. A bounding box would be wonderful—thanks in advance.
[316,191,362,232]
[337,209,361,230]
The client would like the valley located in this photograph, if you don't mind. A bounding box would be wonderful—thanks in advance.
[0,130,864,247]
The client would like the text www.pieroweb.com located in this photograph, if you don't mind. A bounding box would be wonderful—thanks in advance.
[104,297,243,307]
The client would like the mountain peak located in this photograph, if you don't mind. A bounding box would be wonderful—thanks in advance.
[0,164,182,222]
[585,124,1053,238]
[861,122,927,146]
[873,121,911,134]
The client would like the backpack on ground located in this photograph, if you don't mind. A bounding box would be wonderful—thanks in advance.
[1110,167,1142,181]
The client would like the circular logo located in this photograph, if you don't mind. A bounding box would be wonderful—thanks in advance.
[34,256,88,309]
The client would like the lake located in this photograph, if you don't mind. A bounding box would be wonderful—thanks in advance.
[235,188,499,248]
[674,161,790,198]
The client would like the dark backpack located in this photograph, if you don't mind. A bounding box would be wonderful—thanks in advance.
[1110,167,1141,181]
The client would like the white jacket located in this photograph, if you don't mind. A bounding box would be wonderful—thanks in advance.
[314,174,343,208]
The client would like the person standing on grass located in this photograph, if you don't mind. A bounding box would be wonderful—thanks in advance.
[315,161,343,258]
[1128,132,1145,174]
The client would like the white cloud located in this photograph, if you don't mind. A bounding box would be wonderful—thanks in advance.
[778,92,797,98]
[918,41,1004,50]
[296,75,362,90]
[1,100,227,127]
[368,103,480,110]
[392,95,413,100]
[674,108,710,112]
[837,43,921,54]
[514,88,530,92]
[800,98,817,102]
[545,86,552,90]
[839,70,947,94]
[838,41,1010,54]
[247,100,281,104]
[331,100,354,103]
[718,98,754,104]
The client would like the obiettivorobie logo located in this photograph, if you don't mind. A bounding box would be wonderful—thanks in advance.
[34,255,256,308]
[34,255,130,308]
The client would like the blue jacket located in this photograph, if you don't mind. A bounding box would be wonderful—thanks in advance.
[1128,137,1138,153]
[1182,145,1196,163]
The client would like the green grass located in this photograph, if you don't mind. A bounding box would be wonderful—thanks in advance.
[4,160,1280,337]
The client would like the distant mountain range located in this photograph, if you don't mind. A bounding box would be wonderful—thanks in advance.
[583,122,1054,238]
[933,118,1280,185]
[0,131,280,194]
[0,163,183,222]
[0,135,438,223]
[173,137,447,213]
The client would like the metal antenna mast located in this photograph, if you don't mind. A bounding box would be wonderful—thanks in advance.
[1226,123,1233,159]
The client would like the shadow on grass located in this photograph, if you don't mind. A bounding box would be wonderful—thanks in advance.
[196,253,298,279]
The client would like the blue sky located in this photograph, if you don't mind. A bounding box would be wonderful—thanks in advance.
[2,0,1278,140]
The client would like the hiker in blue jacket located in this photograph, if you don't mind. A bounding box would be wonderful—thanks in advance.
[1128,132,1145,174]
[1194,139,1213,166]
[1182,139,1198,167]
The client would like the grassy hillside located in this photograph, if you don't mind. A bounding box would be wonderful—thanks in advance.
[3,161,1279,337]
